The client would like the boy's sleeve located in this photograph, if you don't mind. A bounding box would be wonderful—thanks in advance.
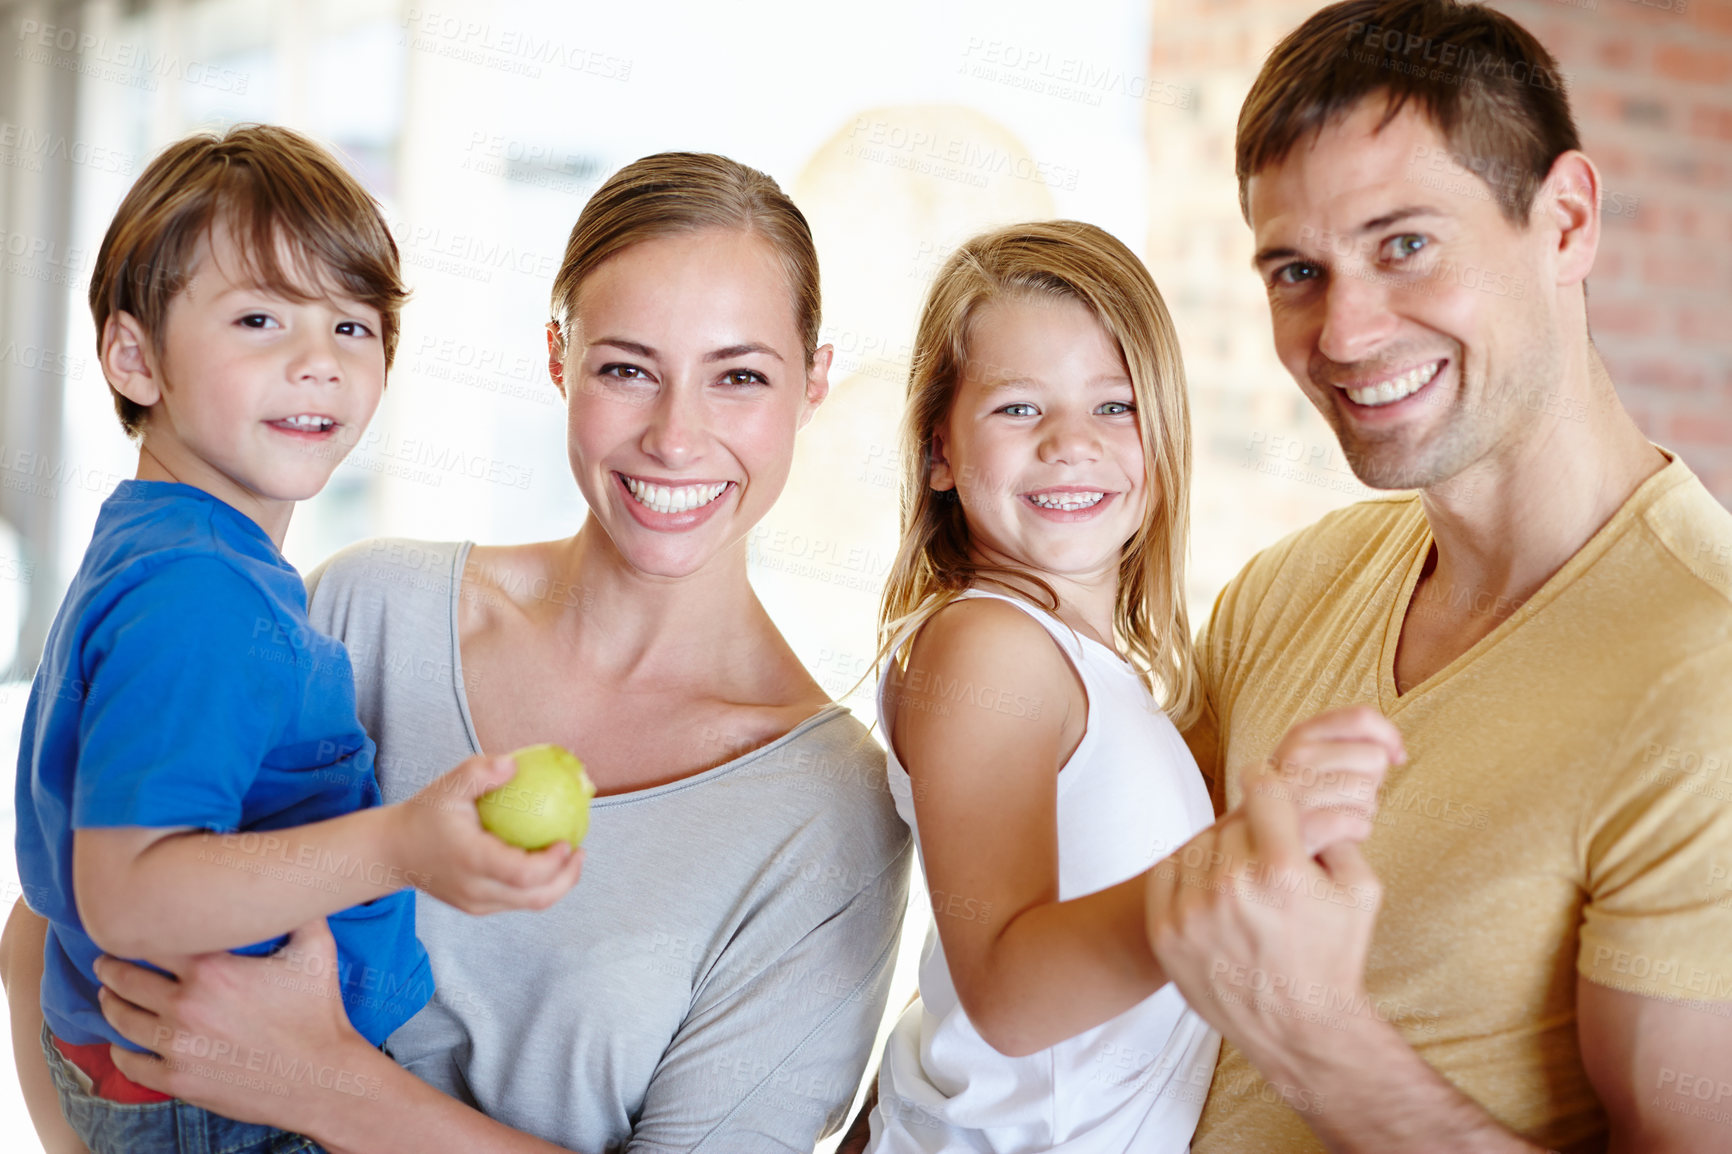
[75,556,298,831]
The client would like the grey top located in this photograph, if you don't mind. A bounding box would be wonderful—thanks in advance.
[306,538,911,1154]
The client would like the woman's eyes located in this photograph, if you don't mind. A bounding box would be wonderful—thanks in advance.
[595,365,769,387]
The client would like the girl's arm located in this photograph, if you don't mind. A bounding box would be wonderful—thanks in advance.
[73,754,583,958]
[0,900,89,1154]
[896,600,1397,1058]
[94,918,582,1154]
[892,598,1166,1057]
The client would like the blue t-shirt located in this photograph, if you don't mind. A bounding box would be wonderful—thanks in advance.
[15,480,431,1050]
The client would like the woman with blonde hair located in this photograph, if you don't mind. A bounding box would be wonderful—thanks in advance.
[6,151,910,1154]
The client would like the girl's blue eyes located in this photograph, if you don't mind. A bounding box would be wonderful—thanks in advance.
[996,401,1135,416]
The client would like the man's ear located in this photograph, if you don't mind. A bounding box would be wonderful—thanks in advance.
[546,320,567,398]
[101,312,162,411]
[1537,150,1600,289]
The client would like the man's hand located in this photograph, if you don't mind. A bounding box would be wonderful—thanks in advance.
[393,754,586,914]
[1146,762,1386,1083]
[1264,705,1404,856]
[1146,760,1550,1153]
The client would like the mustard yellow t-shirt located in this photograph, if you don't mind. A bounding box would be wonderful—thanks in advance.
[1185,454,1732,1152]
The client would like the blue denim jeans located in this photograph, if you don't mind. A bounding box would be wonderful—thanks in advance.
[42,1024,328,1154]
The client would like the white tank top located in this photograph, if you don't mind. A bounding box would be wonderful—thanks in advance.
[867,590,1220,1153]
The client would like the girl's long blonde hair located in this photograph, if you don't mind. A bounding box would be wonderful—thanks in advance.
[877,220,1200,730]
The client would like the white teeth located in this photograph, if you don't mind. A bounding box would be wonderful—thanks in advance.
[1029,491,1105,511]
[278,414,334,431]
[622,476,729,515]
[1343,362,1440,407]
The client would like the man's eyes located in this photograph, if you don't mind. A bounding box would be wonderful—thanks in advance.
[1271,262,1320,287]
[1269,234,1432,289]
[1385,233,1429,261]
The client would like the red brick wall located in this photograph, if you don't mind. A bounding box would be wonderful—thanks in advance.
[1501,0,1732,504]
[1146,0,1732,574]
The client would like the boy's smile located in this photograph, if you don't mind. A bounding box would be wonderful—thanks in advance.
[107,221,387,543]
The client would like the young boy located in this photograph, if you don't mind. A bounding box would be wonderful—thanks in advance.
[14,124,583,1153]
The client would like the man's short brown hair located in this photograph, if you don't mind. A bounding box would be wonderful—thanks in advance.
[1236,0,1581,225]
[88,124,407,437]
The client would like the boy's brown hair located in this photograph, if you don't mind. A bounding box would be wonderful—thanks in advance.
[1236,0,1580,225]
[89,124,407,437]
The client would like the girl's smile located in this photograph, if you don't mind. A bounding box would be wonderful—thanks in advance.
[931,293,1147,596]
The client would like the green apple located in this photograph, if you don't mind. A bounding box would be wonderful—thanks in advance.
[476,744,596,850]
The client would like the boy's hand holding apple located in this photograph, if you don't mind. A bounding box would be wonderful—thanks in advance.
[390,752,587,915]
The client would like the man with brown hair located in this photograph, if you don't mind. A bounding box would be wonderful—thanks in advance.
[1145,0,1732,1150]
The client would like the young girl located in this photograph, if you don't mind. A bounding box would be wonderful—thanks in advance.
[864,221,1377,1152]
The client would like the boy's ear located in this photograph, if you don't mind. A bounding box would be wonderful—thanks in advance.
[546,321,567,398]
[101,312,162,411]
[929,424,956,492]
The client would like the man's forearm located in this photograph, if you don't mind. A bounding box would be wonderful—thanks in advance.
[1254,1014,1546,1154]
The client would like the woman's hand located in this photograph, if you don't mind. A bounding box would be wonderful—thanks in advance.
[95,918,388,1136]
[394,754,587,914]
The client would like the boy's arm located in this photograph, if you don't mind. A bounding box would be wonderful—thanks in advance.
[74,754,584,958]
[0,899,89,1154]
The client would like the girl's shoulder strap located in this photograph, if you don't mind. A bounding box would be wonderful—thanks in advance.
[951,588,1087,662]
